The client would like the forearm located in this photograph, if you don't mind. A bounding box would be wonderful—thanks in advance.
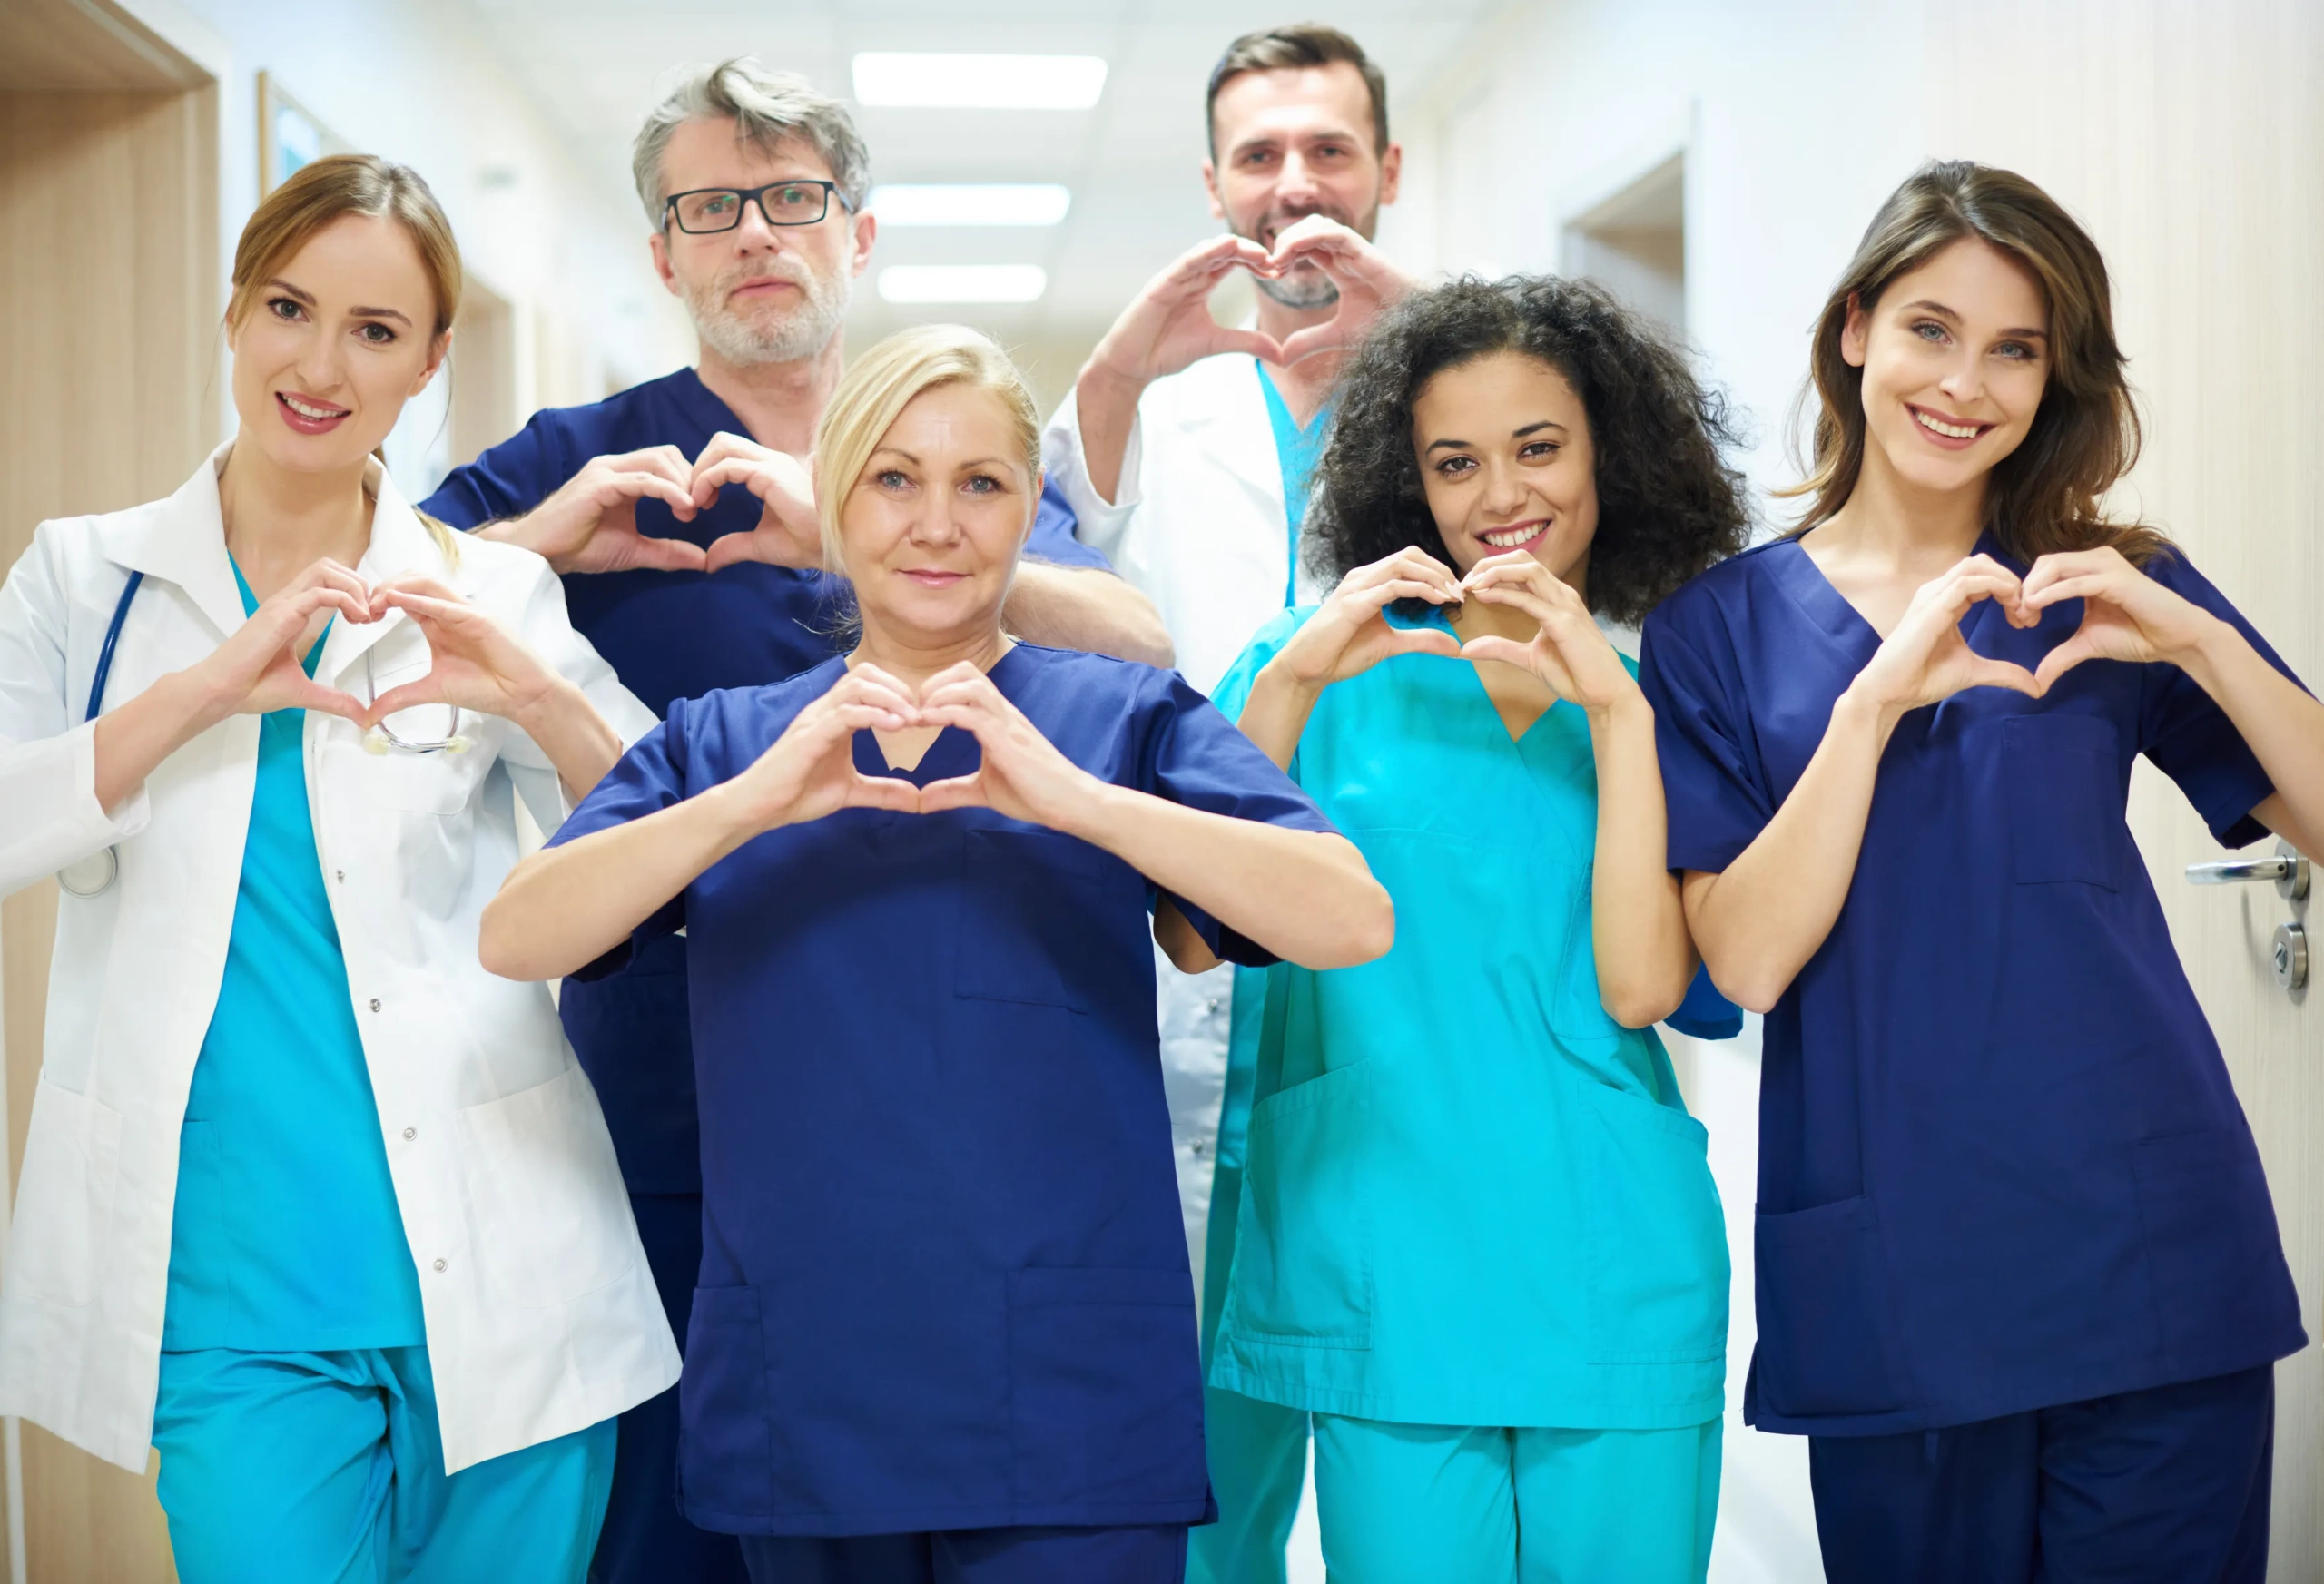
[1070,367,1146,505]
[1587,694,1694,1027]
[1066,784,1391,969]
[2180,618,2324,859]
[1233,657,1323,771]
[1003,565,1173,667]
[481,783,755,980]
[1685,685,1894,1013]
[93,669,222,811]
[509,677,625,803]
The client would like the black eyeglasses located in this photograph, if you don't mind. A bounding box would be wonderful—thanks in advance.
[663,181,853,234]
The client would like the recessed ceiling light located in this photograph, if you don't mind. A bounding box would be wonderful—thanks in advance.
[869,184,1072,227]
[852,54,1108,110]
[877,265,1049,304]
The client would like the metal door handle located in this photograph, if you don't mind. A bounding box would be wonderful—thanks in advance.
[2186,841,2310,901]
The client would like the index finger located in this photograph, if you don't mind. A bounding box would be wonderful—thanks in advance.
[594,446,694,487]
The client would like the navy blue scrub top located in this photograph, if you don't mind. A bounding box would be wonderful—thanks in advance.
[1639,535,2309,1438]
[551,644,1337,1537]
[421,368,1110,1193]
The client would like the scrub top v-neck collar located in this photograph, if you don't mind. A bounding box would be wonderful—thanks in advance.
[846,645,1029,788]
[1768,526,2011,654]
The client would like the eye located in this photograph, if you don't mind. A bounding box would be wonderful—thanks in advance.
[1912,320,1950,343]
[1994,340,2038,361]
[876,468,912,491]
[1433,455,1477,477]
[1313,143,1349,162]
[961,473,1003,496]
[267,296,304,322]
[1519,440,1561,461]
[356,321,398,345]
[1239,148,1277,169]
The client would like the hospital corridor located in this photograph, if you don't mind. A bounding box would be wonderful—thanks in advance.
[0,0,2319,1580]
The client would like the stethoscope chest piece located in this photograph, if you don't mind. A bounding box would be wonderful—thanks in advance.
[57,846,119,899]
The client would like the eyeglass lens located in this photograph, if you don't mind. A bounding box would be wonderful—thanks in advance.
[673,184,831,233]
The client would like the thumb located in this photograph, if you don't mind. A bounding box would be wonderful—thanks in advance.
[916,773,987,815]
[625,532,709,574]
[1967,657,2044,698]
[703,532,768,575]
[1459,635,1531,668]
[2033,635,2096,694]
[1392,628,1463,660]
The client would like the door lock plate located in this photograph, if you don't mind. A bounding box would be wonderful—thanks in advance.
[2272,922,2308,993]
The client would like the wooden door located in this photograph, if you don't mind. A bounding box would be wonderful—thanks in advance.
[0,1,219,1577]
[1928,2,2322,1575]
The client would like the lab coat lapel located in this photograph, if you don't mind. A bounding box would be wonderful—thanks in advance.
[91,443,251,644]
[314,459,445,687]
[1177,355,1285,521]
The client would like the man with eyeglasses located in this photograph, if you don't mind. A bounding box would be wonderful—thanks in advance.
[420,57,1170,1584]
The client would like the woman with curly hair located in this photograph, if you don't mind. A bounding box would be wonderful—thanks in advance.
[1202,275,1749,1583]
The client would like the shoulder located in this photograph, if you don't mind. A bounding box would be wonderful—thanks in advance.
[1643,536,1790,645]
[1144,353,1261,419]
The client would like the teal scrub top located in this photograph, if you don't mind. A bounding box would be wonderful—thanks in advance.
[1206,605,1729,1431]
[1256,360,1333,606]
[161,562,426,1353]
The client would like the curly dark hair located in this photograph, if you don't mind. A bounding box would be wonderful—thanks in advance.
[1306,275,1751,625]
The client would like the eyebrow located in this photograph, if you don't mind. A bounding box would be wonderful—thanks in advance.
[268,277,414,328]
[1900,299,2046,340]
[1424,418,1567,453]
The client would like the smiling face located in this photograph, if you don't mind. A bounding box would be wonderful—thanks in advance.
[649,117,873,368]
[1843,236,2052,500]
[838,382,1037,648]
[226,212,446,475]
[1205,63,1400,309]
[1411,349,1600,586]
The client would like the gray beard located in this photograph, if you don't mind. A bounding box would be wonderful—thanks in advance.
[1256,263,1341,310]
[688,270,849,367]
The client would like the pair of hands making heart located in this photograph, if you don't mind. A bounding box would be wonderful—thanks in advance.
[191,557,565,733]
[1088,215,1413,386]
[1276,546,1640,712]
[505,431,818,577]
[734,662,1097,833]
[1851,546,2220,717]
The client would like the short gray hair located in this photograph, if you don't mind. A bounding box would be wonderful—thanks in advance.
[632,58,872,225]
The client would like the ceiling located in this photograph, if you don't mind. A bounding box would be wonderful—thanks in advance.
[458,0,1499,392]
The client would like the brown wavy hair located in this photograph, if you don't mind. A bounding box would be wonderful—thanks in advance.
[1785,160,2164,565]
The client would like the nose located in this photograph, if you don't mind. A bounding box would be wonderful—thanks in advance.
[1935,345,1985,408]
[1477,455,1531,517]
[294,324,346,393]
[911,494,964,547]
[731,194,782,251]
[1275,150,1322,208]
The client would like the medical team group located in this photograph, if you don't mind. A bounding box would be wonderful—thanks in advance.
[0,18,2317,1584]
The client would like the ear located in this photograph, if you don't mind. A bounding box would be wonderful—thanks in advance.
[1839,291,1871,369]
[1201,159,1226,223]
[849,209,879,279]
[648,229,681,298]
[410,329,452,397]
[1377,141,1404,207]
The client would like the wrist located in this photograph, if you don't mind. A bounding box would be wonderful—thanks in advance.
[507,671,577,734]
[168,662,237,733]
[1049,771,1127,847]
[2171,610,2242,686]
[1832,680,1904,745]
[1077,359,1149,413]
[1265,646,1333,696]
[1583,684,1652,734]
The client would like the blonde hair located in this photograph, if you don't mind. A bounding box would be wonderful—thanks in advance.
[229,153,464,558]
[812,325,1043,576]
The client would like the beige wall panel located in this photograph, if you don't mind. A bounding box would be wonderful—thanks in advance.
[1926,2,2323,1576]
[1,67,215,1584]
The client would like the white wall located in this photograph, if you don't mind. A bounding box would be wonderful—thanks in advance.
[135,0,694,492]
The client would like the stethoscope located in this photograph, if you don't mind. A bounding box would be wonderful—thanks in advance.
[56,571,466,899]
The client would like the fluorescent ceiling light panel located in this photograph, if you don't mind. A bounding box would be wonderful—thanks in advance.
[877,266,1049,304]
[869,184,1073,227]
[852,53,1108,110]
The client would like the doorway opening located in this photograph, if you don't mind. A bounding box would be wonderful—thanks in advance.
[1562,152,1685,336]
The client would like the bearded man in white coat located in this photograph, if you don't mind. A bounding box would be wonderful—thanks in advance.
[1039,23,1413,1584]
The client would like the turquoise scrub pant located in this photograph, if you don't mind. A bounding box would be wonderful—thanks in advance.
[1310,1414,1721,1584]
[153,1346,615,1584]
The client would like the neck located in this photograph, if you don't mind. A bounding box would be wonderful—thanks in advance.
[215,437,375,594]
[694,335,844,454]
[849,612,1012,690]
[1814,443,1988,572]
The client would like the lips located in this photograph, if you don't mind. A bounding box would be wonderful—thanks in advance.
[275,390,351,435]
[900,569,969,587]
[1907,403,1994,449]
[1477,521,1548,552]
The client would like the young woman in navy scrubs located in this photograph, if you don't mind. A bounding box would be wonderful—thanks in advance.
[1640,161,2323,1584]
[480,324,1392,1584]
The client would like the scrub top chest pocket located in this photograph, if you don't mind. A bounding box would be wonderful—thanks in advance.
[2003,713,2128,890]
[955,826,1149,1012]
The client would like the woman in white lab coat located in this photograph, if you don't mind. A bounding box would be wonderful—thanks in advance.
[0,154,675,1581]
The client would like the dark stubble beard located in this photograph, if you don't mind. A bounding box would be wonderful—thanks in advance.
[1235,198,1381,310]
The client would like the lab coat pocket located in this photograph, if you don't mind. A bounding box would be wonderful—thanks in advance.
[957,827,1142,1011]
[1753,1195,1911,1419]
[1224,1061,1374,1349]
[2004,715,2123,889]
[8,1080,123,1307]
[454,1065,635,1308]
[1008,1267,1208,1511]
[2132,1130,2299,1375]
[678,1284,777,1520]
[1575,1079,1728,1365]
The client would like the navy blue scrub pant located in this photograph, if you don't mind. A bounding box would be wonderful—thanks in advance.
[590,1192,749,1584]
[1808,1364,2274,1584]
[739,1526,1189,1584]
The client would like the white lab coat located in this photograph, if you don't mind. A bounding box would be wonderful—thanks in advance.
[0,447,679,1475]
[1043,353,1328,1291]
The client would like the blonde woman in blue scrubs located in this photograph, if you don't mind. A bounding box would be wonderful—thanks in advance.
[1209,277,1750,1583]
[0,156,674,1579]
